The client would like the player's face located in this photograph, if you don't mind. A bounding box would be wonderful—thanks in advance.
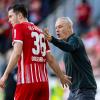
[55,20,69,40]
[8,9,19,26]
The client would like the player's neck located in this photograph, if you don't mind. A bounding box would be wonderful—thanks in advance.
[19,18,28,24]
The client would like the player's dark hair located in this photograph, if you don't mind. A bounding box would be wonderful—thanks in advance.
[8,4,28,18]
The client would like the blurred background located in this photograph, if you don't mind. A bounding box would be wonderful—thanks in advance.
[0,0,100,100]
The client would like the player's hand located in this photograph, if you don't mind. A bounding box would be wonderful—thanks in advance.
[60,75,72,88]
[0,75,7,88]
[43,28,52,42]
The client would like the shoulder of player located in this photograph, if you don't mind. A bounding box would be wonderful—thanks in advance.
[13,23,22,29]
[28,23,43,33]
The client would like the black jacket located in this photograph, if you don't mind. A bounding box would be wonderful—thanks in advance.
[51,34,97,91]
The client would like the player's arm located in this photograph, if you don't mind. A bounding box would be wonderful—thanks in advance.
[0,42,22,88]
[46,52,71,87]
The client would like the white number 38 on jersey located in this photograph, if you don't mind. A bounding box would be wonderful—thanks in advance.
[31,32,46,56]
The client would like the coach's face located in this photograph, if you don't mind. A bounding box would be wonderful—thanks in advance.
[8,9,19,26]
[55,19,70,40]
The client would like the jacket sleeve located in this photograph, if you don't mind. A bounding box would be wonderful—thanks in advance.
[51,36,80,52]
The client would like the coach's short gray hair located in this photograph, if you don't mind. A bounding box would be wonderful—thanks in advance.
[57,17,73,26]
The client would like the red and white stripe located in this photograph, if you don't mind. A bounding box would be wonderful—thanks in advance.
[20,52,24,84]
[30,64,34,83]
[17,62,48,84]
[37,64,42,82]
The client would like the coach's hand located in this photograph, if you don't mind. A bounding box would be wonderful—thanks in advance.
[60,75,72,88]
[43,28,52,42]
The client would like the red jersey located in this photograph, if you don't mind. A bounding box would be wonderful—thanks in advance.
[12,22,50,85]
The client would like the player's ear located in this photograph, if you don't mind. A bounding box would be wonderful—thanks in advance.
[18,12,23,19]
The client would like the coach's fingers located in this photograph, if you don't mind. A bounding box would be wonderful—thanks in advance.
[68,76,72,84]
[65,83,68,88]
[43,28,49,35]
[65,75,72,85]
[44,33,50,38]
[44,32,51,39]
[43,28,52,41]
[62,83,64,88]
[62,82,68,88]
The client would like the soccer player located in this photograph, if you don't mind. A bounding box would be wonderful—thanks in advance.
[44,17,97,100]
[0,5,71,100]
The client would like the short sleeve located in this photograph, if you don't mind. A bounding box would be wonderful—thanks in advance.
[12,24,24,45]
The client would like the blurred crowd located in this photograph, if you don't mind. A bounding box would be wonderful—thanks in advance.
[74,0,100,77]
[0,0,100,100]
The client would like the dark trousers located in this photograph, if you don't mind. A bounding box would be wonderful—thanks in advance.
[68,89,96,100]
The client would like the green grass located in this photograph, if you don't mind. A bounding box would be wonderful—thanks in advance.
[0,91,4,100]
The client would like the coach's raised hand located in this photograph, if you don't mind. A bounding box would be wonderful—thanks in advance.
[43,28,52,42]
